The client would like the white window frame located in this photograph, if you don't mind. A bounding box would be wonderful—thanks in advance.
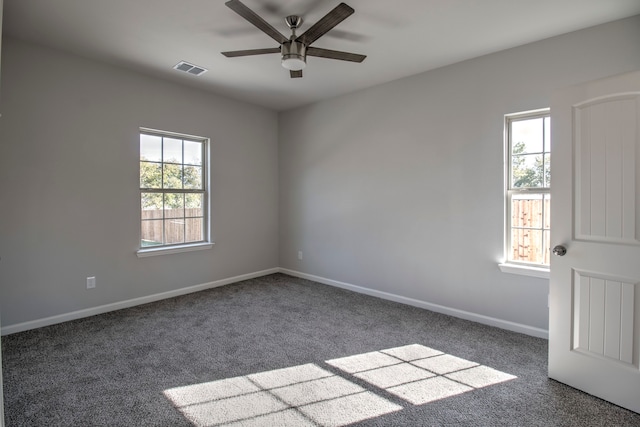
[136,128,213,258]
[499,108,550,279]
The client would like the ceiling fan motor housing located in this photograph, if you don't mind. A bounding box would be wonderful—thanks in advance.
[281,40,306,71]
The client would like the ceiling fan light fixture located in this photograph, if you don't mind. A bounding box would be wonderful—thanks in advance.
[282,56,306,71]
[281,40,306,71]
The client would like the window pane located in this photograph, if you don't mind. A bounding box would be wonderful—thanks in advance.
[185,218,204,243]
[140,161,162,188]
[544,116,551,151]
[165,219,185,244]
[164,193,184,219]
[140,134,162,162]
[544,153,551,187]
[139,129,208,251]
[185,193,203,217]
[511,194,543,228]
[163,163,183,189]
[141,193,163,219]
[163,137,183,164]
[511,117,544,154]
[543,230,551,265]
[511,154,544,188]
[183,165,203,189]
[184,140,202,166]
[506,111,550,266]
[141,220,163,246]
[511,228,543,264]
[543,194,551,229]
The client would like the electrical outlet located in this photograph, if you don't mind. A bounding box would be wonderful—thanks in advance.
[298,250,303,260]
[87,276,96,289]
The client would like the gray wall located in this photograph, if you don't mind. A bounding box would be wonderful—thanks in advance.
[278,16,640,331]
[1,15,639,334]
[0,38,279,327]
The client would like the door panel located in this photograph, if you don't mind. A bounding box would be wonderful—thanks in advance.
[549,70,640,414]
[575,95,640,244]
[572,271,637,367]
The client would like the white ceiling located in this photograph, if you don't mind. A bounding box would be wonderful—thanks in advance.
[4,0,640,111]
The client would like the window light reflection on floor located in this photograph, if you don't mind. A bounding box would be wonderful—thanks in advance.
[326,344,516,405]
[164,344,517,426]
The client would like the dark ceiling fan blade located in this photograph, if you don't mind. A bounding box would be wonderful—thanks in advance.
[225,0,288,44]
[296,2,354,46]
[290,70,303,78]
[307,47,366,62]
[221,47,281,57]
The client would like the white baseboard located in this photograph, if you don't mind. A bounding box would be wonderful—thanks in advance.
[1,267,548,339]
[279,268,549,339]
[0,268,279,336]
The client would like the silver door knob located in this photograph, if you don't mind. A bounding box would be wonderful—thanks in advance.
[553,245,567,256]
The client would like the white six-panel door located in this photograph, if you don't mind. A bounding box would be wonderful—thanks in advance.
[549,70,640,413]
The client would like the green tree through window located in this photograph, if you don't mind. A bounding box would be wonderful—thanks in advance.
[511,141,550,188]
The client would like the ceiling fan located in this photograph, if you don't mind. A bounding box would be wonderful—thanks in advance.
[221,0,366,78]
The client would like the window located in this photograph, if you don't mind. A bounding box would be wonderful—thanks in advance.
[138,128,211,256]
[503,109,551,272]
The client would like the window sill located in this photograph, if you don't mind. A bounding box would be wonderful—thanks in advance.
[498,263,549,279]
[137,242,213,258]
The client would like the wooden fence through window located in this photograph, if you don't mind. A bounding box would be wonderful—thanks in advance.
[511,198,550,265]
[141,208,203,245]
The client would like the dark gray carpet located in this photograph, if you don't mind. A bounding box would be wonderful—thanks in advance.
[2,273,640,426]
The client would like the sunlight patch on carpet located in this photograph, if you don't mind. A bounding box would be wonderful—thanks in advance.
[410,353,479,375]
[388,376,474,404]
[164,344,516,426]
[164,364,401,426]
[352,362,436,389]
[328,344,517,406]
